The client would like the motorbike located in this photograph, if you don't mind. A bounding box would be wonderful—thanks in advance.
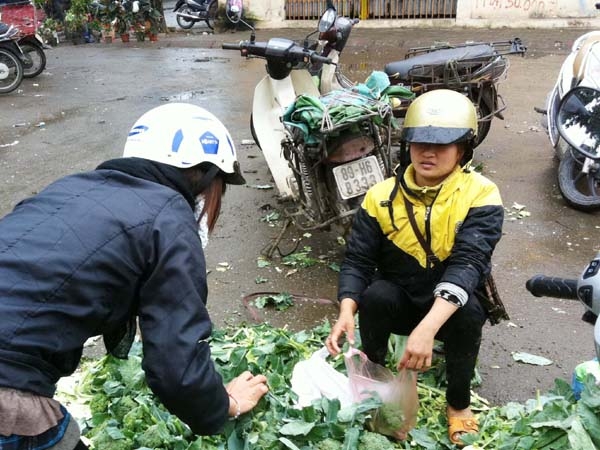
[0,22,25,94]
[222,6,400,232]
[18,32,46,78]
[383,39,526,148]
[173,0,217,30]
[525,253,600,364]
[537,3,600,211]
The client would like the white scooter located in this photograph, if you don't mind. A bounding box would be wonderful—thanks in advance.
[538,2,600,210]
[223,5,400,231]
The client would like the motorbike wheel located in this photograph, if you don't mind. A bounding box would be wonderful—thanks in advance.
[558,151,600,212]
[20,42,46,78]
[0,48,24,94]
[176,6,197,29]
[474,99,492,148]
[205,0,218,30]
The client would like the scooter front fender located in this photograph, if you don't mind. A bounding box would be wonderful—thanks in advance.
[252,70,320,199]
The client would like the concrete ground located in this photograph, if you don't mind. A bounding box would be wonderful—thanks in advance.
[0,20,598,408]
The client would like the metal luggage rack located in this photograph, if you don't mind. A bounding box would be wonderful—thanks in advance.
[405,38,526,59]
[407,55,510,88]
[404,38,524,84]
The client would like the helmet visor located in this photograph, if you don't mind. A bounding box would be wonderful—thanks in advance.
[223,161,246,185]
[402,125,474,145]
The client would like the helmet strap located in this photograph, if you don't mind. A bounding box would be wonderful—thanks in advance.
[195,164,221,195]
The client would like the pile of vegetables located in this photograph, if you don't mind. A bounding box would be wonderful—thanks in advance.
[69,322,600,450]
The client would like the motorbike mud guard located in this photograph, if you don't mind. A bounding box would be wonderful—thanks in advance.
[546,84,561,148]
[252,70,320,198]
[173,0,185,10]
[479,85,502,120]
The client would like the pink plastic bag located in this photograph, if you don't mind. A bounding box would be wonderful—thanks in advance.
[344,347,419,439]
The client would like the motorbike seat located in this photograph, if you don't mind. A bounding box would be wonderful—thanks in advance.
[384,44,495,81]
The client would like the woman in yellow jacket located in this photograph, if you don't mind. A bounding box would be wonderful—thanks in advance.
[325,89,504,447]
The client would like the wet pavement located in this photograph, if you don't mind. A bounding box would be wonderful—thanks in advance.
[0,23,598,407]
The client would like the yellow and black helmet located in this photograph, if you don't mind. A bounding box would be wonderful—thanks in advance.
[401,89,478,145]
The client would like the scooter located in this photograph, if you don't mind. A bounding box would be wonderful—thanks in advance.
[222,6,401,232]
[537,3,600,211]
[173,0,217,30]
[525,253,600,363]
[0,23,25,94]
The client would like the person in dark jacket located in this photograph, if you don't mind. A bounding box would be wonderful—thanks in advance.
[324,90,504,447]
[0,103,268,449]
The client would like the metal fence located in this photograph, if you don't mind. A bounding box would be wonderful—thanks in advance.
[285,0,457,20]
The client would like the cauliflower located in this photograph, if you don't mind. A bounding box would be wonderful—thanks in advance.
[315,438,343,450]
[135,422,170,449]
[358,431,395,450]
[377,402,405,431]
[110,396,138,421]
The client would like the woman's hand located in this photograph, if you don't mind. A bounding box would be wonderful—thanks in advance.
[225,371,269,417]
[398,326,435,371]
[398,296,459,371]
[325,298,358,356]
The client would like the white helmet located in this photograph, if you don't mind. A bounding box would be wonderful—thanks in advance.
[123,103,245,185]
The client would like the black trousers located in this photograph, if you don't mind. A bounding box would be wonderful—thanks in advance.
[358,279,487,410]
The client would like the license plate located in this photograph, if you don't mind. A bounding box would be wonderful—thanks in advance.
[332,155,384,200]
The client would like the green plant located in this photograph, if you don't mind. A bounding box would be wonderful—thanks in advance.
[64,11,87,34]
[114,6,133,35]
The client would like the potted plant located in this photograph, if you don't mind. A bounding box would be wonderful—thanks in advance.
[114,6,133,42]
[39,18,59,46]
[146,8,162,41]
[64,11,87,44]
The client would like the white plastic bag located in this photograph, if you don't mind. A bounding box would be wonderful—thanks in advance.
[290,346,353,408]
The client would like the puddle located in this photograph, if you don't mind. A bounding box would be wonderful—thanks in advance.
[164,90,207,101]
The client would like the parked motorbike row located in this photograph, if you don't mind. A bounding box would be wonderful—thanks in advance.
[538,2,600,211]
[0,21,47,94]
[222,2,526,231]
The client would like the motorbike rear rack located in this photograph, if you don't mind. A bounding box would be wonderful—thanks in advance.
[394,38,526,89]
[404,38,527,60]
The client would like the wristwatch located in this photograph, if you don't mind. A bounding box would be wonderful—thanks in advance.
[434,289,462,307]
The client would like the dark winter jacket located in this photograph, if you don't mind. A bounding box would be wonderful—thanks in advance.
[338,165,504,306]
[0,158,229,435]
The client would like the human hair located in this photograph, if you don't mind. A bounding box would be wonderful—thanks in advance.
[181,164,227,232]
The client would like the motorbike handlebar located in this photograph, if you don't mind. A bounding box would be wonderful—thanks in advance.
[525,275,579,300]
[310,53,333,64]
[223,39,332,65]
[222,42,242,50]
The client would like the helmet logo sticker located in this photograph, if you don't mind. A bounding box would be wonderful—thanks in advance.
[425,107,444,116]
[128,125,149,136]
[200,131,219,154]
[172,129,184,153]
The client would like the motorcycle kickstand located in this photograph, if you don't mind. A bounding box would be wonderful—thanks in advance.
[262,218,300,259]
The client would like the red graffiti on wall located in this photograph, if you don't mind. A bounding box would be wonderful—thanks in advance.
[475,0,555,13]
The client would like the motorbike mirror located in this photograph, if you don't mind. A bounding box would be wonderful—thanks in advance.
[318,7,337,33]
[556,86,600,160]
[226,0,243,24]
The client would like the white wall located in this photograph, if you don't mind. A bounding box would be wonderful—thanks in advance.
[233,0,600,28]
